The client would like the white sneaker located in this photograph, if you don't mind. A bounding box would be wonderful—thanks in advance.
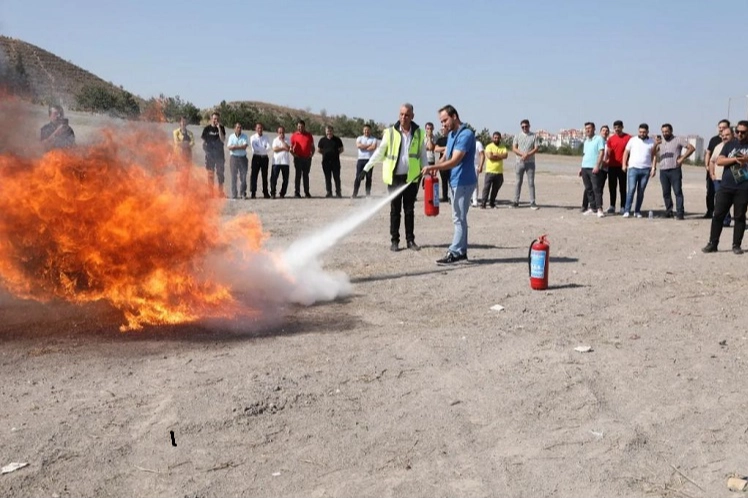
[583,209,594,216]
[635,212,643,218]
[471,202,478,207]
[622,212,630,218]
[597,210,605,218]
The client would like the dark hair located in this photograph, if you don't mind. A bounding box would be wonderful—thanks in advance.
[49,105,64,117]
[277,125,285,132]
[737,120,748,129]
[234,122,242,127]
[719,119,731,127]
[255,122,264,128]
[601,125,609,131]
[584,122,595,128]
[211,112,220,117]
[639,123,649,131]
[425,122,434,128]
[363,124,371,129]
[661,123,673,132]
[520,119,530,126]
[492,131,501,138]
[613,120,623,127]
[439,104,459,119]
[297,119,306,126]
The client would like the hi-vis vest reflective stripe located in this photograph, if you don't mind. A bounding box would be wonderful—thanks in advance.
[382,126,423,185]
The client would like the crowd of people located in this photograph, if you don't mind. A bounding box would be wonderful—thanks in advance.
[40,106,748,263]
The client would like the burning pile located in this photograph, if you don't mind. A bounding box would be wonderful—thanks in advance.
[0,125,267,331]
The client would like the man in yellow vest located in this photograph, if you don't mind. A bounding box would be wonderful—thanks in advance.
[362,103,428,251]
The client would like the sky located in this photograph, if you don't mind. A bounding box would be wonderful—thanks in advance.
[1,0,747,139]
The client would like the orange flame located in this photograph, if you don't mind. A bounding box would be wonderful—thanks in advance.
[0,123,267,331]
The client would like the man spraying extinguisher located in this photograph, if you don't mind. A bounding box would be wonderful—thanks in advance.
[360,103,429,252]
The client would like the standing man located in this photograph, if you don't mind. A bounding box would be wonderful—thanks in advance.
[481,132,508,208]
[622,124,657,218]
[471,136,485,207]
[703,119,731,218]
[512,119,540,209]
[290,119,315,198]
[201,112,226,197]
[434,125,450,202]
[656,123,694,220]
[271,126,291,198]
[702,120,748,254]
[353,124,377,198]
[226,123,249,200]
[249,123,271,199]
[424,122,437,167]
[422,104,477,264]
[709,127,735,227]
[40,105,75,151]
[605,120,631,214]
[362,103,427,252]
[172,116,194,168]
[580,122,606,218]
[317,125,344,198]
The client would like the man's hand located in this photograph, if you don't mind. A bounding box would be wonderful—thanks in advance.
[650,168,657,179]
[359,169,369,181]
[676,156,684,166]
[593,167,600,174]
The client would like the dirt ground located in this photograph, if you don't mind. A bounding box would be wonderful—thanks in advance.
[2,114,747,497]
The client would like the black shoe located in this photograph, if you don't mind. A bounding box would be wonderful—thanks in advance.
[702,242,718,253]
[263,193,270,199]
[250,193,256,199]
[511,202,519,208]
[480,203,486,209]
[336,193,342,198]
[733,246,744,255]
[702,212,713,219]
[325,193,333,198]
[458,252,468,261]
[390,242,399,252]
[294,193,301,198]
[665,211,674,219]
[489,204,496,209]
[271,194,276,199]
[305,193,312,198]
[407,241,420,251]
[676,214,684,220]
[436,252,460,265]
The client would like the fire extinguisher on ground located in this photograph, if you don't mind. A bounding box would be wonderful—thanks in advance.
[528,235,549,290]
[423,174,439,216]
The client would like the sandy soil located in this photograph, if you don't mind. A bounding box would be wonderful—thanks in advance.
[1,112,747,497]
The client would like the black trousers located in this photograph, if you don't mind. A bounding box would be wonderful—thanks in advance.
[294,157,312,196]
[439,168,450,200]
[581,169,606,211]
[481,173,504,206]
[322,161,342,195]
[607,167,626,209]
[205,150,225,186]
[353,159,373,197]
[709,187,748,248]
[706,170,716,215]
[388,175,419,244]
[270,164,289,197]
[250,155,269,196]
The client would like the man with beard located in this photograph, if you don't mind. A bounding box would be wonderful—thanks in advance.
[622,124,657,218]
[702,120,748,254]
[481,132,508,208]
[291,119,315,198]
[656,123,694,220]
[317,125,344,198]
[580,122,606,217]
[703,119,731,218]
[201,112,226,197]
[605,120,630,214]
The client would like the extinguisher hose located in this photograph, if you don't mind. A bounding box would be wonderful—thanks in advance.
[528,239,538,276]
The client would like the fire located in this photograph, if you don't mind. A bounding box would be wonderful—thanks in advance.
[0,123,267,331]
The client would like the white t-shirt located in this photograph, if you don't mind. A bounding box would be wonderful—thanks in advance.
[272,137,291,165]
[624,136,655,169]
[356,135,377,160]
[474,140,485,170]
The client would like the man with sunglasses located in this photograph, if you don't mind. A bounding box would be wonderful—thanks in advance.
[703,119,731,218]
[702,120,748,254]
[511,119,540,209]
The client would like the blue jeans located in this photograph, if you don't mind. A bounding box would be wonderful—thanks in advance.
[449,184,475,256]
[659,167,684,216]
[625,168,650,214]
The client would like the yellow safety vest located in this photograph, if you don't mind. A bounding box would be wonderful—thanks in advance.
[382,125,423,185]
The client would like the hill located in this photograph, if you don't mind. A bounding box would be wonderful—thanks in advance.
[0,36,142,112]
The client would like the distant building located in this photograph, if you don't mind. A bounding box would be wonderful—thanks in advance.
[686,135,704,162]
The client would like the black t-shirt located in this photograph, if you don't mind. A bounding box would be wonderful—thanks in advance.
[318,135,343,164]
[201,125,225,152]
[719,140,748,190]
[40,121,75,149]
[707,135,722,154]
[436,136,448,159]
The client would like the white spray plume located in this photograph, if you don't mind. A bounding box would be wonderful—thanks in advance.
[280,183,409,305]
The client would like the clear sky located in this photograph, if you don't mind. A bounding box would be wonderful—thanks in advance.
[1,0,747,138]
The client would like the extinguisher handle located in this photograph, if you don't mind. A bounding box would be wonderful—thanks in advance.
[528,239,538,276]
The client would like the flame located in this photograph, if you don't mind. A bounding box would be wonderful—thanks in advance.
[0,123,268,331]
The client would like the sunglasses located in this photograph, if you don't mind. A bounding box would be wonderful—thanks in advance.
[736,130,747,135]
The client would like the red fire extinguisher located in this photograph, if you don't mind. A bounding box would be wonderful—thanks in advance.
[423,174,439,216]
[528,235,549,290]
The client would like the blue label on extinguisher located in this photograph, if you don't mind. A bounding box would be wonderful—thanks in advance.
[530,250,546,279]
[433,183,440,207]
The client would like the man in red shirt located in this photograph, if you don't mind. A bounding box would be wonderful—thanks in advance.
[290,119,316,198]
[605,120,631,214]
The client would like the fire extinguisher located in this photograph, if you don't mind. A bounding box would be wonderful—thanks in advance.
[528,235,549,290]
[423,174,439,216]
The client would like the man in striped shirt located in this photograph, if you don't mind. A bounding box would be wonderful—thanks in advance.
[512,119,540,209]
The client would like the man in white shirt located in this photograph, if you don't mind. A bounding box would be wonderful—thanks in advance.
[471,137,485,206]
[271,126,291,198]
[621,123,657,217]
[250,123,272,199]
[353,124,378,198]
[226,123,249,200]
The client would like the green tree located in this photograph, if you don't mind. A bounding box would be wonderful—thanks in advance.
[76,84,119,113]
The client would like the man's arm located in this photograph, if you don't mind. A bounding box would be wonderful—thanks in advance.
[677,142,695,165]
[622,149,630,171]
[356,139,368,151]
[218,125,225,143]
[363,131,389,172]
[425,149,466,172]
[593,148,604,174]
[650,146,658,177]
[512,137,521,156]
[337,137,344,154]
[477,149,485,173]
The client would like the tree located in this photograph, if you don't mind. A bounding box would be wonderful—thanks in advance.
[76,85,119,113]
